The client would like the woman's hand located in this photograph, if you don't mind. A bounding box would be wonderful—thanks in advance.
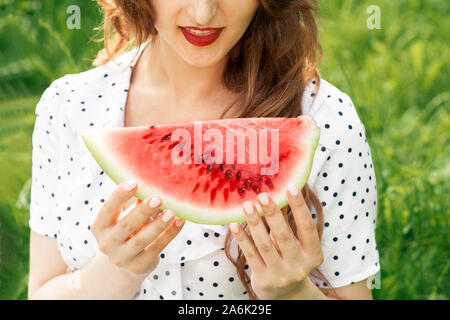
[91,180,185,278]
[229,182,325,300]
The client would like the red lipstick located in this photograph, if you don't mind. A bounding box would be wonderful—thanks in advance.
[180,26,224,47]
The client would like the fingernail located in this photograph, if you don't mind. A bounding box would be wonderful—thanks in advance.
[148,196,161,208]
[257,193,269,206]
[123,180,137,191]
[243,201,254,215]
[162,210,174,222]
[229,223,239,233]
[287,182,299,196]
[176,218,184,227]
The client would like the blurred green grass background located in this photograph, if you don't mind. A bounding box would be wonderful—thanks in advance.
[0,0,448,299]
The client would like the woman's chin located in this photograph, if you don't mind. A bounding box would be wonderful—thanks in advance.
[181,51,226,68]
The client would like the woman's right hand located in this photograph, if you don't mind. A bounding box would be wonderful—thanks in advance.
[91,180,185,278]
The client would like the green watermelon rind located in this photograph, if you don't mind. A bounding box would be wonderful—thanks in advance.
[81,119,320,225]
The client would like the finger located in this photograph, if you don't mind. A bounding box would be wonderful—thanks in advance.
[242,200,283,268]
[121,209,177,258]
[256,194,301,262]
[136,217,185,264]
[93,180,138,231]
[112,196,162,243]
[229,222,266,274]
[286,182,321,254]
[281,206,289,221]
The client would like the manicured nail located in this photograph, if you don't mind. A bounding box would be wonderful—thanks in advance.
[162,210,174,222]
[148,196,161,208]
[176,218,184,227]
[287,182,299,196]
[243,201,254,215]
[229,223,239,233]
[123,180,137,191]
[257,193,269,206]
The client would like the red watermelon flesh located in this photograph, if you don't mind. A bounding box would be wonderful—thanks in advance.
[82,116,320,225]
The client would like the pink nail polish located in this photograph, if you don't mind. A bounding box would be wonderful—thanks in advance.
[162,210,174,222]
[243,201,254,214]
[257,193,269,205]
[230,223,239,233]
[287,182,299,196]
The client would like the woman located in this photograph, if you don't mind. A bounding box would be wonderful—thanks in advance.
[28,0,380,300]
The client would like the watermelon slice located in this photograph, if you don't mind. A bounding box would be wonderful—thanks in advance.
[82,116,320,225]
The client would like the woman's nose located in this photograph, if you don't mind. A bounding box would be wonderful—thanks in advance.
[186,0,218,26]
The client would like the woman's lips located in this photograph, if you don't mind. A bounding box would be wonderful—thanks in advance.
[180,26,224,47]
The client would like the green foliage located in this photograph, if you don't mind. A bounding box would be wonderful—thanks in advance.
[0,0,448,299]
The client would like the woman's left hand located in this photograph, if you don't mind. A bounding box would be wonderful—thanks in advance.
[229,182,324,300]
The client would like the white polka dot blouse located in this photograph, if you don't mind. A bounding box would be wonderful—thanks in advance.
[29,41,380,299]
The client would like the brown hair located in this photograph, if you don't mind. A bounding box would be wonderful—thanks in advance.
[94,0,335,299]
